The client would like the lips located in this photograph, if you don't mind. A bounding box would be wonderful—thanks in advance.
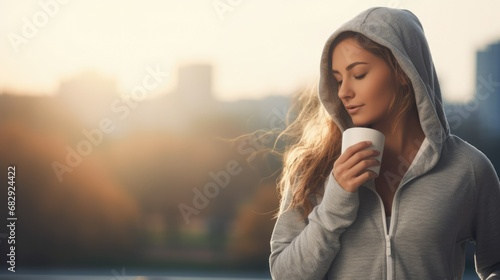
[345,104,363,114]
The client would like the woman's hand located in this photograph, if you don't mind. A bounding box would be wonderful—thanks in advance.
[333,141,380,193]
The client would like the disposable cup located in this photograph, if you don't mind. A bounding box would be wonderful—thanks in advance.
[341,127,385,176]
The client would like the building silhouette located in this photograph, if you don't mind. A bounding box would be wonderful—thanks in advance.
[476,41,500,137]
[57,71,119,126]
[176,63,214,105]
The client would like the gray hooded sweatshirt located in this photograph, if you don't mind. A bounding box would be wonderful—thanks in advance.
[269,7,500,280]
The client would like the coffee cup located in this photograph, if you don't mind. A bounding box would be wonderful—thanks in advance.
[341,127,385,176]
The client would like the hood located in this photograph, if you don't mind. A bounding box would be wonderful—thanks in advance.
[318,7,450,178]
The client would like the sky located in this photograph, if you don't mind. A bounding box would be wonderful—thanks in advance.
[1,0,500,102]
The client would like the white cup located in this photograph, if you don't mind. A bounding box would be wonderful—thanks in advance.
[341,127,385,176]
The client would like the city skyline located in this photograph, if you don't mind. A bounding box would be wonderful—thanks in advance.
[1,1,500,102]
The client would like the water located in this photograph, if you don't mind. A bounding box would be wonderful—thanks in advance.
[0,272,271,280]
[0,277,268,280]
[0,270,480,280]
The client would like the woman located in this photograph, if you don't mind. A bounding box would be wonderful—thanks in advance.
[269,7,500,280]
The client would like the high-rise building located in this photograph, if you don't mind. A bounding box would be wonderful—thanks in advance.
[176,64,213,104]
[476,41,500,137]
[57,71,119,125]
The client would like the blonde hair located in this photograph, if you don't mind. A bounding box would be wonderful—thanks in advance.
[276,32,416,217]
[276,85,341,216]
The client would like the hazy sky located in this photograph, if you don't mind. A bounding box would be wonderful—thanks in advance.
[1,0,500,102]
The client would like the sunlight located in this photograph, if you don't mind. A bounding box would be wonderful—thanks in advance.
[1,0,500,101]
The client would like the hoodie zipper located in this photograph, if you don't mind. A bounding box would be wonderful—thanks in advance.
[368,137,429,280]
[368,176,417,280]
[386,234,392,280]
[374,189,393,280]
[366,180,397,280]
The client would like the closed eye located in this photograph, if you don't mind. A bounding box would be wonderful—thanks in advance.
[354,73,367,80]
[335,73,367,87]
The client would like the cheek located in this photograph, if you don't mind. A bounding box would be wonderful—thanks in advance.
[365,72,395,107]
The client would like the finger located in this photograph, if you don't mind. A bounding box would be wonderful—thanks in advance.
[350,158,380,178]
[338,141,373,163]
[339,157,379,183]
[351,170,378,186]
[334,168,377,192]
[343,149,380,170]
[334,145,379,179]
[333,157,379,185]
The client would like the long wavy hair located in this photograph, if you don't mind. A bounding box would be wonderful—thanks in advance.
[276,31,415,217]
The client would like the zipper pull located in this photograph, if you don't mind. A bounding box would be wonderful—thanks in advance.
[386,235,392,257]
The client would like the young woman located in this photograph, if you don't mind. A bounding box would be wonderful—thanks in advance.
[269,7,500,280]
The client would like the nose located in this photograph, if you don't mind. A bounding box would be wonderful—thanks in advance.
[337,79,354,101]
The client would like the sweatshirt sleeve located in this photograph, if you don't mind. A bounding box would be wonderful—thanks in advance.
[269,173,360,280]
[472,153,500,280]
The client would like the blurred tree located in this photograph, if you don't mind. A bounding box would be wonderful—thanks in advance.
[227,181,279,268]
[0,95,140,268]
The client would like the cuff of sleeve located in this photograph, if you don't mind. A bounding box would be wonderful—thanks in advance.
[308,173,360,232]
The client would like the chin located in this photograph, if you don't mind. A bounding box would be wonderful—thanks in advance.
[351,115,381,128]
[352,118,372,128]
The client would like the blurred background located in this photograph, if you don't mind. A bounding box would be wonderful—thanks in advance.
[0,1,499,279]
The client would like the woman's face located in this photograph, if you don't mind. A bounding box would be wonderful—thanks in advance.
[331,37,397,127]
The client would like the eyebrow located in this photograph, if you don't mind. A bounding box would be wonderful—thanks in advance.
[332,62,368,74]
